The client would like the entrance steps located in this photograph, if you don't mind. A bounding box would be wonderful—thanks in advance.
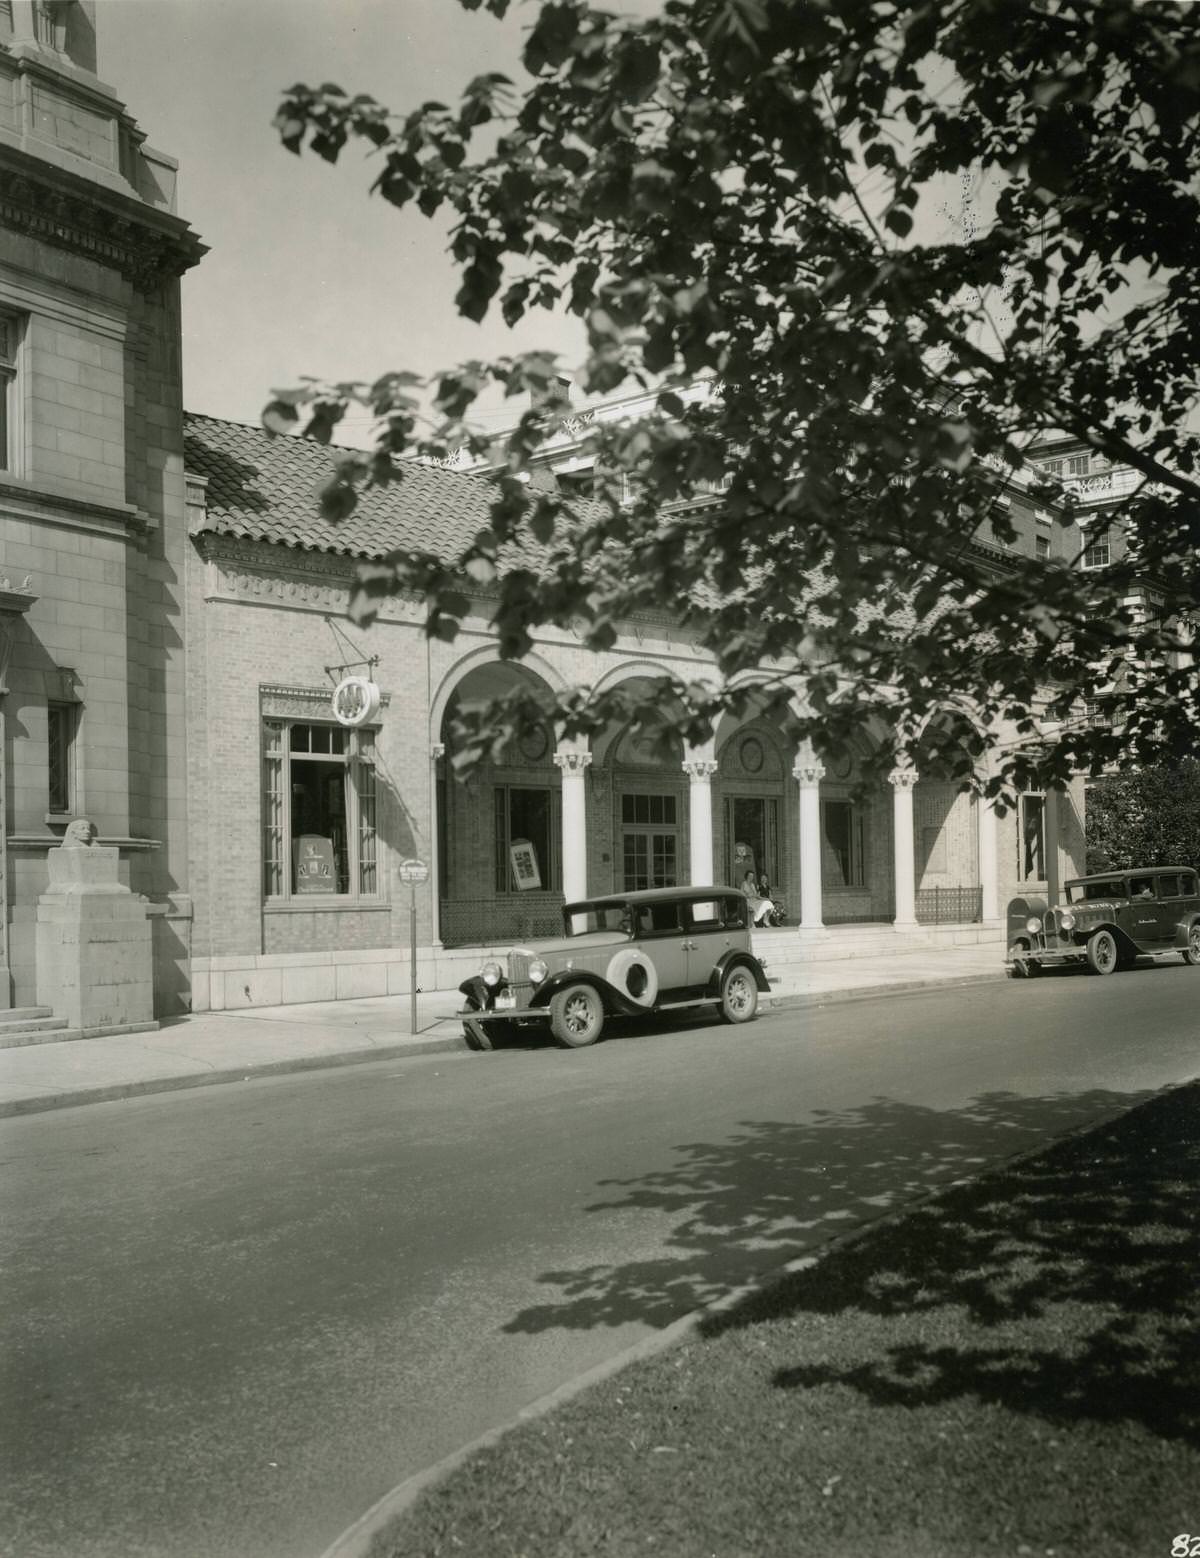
[752,922,1003,965]
[0,1007,159,1049]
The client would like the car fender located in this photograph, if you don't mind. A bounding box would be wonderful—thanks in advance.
[1172,912,1200,951]
[707,949,771,995]
[458,973,508,1011]
[1072,920,1140,958]
[531,969,645,1017]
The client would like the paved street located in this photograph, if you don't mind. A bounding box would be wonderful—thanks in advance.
[2,966,1198,1558]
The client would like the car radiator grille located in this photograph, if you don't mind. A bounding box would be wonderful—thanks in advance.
[507,951,532,983]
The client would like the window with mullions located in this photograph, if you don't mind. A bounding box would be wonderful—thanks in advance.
[262,720,379,900]
[621,792,679,891]
[494,785,558,893]
[1081,529,1110,569]
[47,701,77,815]
[0,311,21,471]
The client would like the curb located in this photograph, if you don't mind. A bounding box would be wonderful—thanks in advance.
[0,1033,470,1119]
[0,973,1006,1120]
[318,1077,1185,1558]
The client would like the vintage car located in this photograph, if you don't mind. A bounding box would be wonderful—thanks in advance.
[1006,865,1200,977]
[458,885,772,1049]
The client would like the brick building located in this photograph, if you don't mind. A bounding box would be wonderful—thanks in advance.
[0,1,204,1015]
[183,411,1085,1013]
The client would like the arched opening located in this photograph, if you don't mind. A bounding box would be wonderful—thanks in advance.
[911,721,983,925]
[814,731,893,924]
[592,673,687,894]
[437,661,563,947]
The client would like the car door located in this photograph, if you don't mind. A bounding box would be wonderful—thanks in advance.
[683,897,738,995]
[633,900,690,999]
[1122,874,1167,948]
[1156,873,1189,945]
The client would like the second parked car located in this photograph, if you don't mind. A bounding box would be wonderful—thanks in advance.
[1006,865,1200,977]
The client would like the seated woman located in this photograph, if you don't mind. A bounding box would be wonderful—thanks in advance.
[741,869,775,926]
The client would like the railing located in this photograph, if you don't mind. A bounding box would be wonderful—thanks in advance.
[440,894,566,948]
[915,886,982,925]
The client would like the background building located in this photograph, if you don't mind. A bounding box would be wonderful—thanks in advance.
[183,410,1084,1013]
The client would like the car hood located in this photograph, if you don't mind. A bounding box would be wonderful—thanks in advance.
[511,931,626,957]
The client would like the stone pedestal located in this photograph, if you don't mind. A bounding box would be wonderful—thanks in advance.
[36,845,155,1034]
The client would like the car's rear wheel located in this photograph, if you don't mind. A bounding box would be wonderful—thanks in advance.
[717,964,759,1024]
[549,984,605,1048]
[1007,942,1041,978]
[1085,929,1119,976]
[1183,922,1200,966]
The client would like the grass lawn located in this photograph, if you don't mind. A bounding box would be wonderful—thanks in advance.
[373,1083,1200,1558]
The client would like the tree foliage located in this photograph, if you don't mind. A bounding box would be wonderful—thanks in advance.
[1086,760,1200,873]
[268,0,1200,793]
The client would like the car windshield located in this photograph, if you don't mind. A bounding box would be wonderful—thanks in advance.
[562,904,634,937]
[1066,879,1128,904]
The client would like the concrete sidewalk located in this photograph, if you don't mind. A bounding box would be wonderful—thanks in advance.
[0,942,1006,1118]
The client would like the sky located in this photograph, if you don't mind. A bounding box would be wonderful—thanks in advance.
[100,0,588,435]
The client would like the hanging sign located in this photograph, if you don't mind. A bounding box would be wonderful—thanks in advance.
[509,838,542,891]
[331,676,381,727]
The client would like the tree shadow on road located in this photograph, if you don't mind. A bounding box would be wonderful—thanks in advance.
[503,1083,1200,1443]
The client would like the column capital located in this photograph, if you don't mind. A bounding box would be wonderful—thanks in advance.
[553,751,592,776]
[792,761,825,788]
[888,766,919,790]
[430,742,446,761]
[682,759,718,782]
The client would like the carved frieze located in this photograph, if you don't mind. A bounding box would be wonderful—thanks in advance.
[200,539,424,623]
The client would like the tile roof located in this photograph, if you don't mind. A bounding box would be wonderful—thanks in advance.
[183,412,497,561]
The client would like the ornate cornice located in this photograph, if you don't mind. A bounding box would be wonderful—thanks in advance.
[0,153,206,292]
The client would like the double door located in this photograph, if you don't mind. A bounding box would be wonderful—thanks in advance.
[723,795,780,892]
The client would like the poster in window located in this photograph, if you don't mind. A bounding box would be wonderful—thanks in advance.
[509,837,542,891]
[295,834,336,893]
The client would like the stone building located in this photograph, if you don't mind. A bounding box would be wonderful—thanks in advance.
[0,1,205,1017]
[183,410,1085,1013]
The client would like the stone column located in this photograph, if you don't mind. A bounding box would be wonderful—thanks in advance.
[682,757,718,886]
[890,765,919,927]
[792,751,826,928]
[553,750,591,903]
[0,582,37,1009]
[429,743,445,948]
[977,791,1000,922]
[1044,787,1062,907]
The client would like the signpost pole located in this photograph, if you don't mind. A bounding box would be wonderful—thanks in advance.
[397,859,429,1036]
[409,883,417,1035]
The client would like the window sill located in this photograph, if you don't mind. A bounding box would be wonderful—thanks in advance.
[264,898,390,913]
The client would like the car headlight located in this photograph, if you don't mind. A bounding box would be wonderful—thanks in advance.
[1025,916,1042,934]
[528,958,548,984]
[1058,911,1075,931]
[481,959,503,987]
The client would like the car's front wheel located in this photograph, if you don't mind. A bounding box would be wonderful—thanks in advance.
[1183,922,1200,966]
[717,964,759,1024]
[1085,929,1119,976]
[549,984,605,1048]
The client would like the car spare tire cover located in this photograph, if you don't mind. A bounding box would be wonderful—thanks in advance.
[605,948,659,1007]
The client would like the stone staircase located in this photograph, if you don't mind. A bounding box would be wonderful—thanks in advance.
[0,1007,159,1048]
[0,1007,81,1048]
[751,921,1004,965]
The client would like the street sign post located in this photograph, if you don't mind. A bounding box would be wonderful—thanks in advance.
[397,859,429,1033]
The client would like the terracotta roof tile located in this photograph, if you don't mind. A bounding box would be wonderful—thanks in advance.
[183,412,496,561]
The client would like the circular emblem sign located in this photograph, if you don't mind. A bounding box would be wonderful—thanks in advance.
[398,858,429,885]
[331,676,381,727]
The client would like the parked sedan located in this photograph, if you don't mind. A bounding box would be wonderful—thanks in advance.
[458,886,771,1048]
[1006,865,1200,977]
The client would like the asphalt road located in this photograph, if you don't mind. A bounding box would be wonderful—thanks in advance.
[2,965,1198,1558]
